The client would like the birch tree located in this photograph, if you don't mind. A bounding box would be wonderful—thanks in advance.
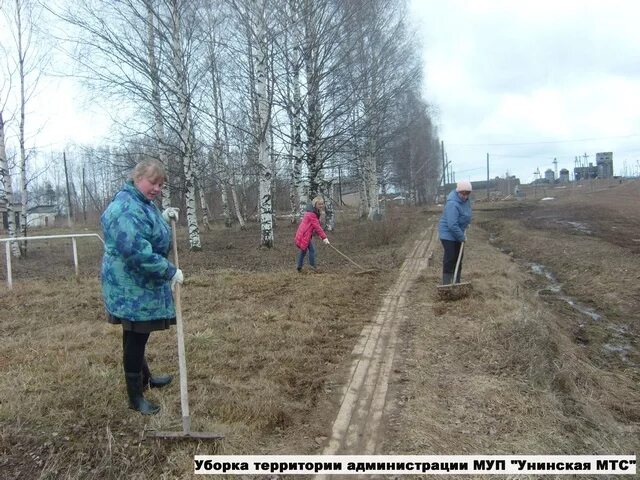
[390,93,440,205]
[3,0,48,253]
[274,0,305,221]
[167,0,201,250]
[343,0,424,219]
[57,0,204,249]
[252,2,274,247]
[144,0,172,209]
[201,7,237,228]
[0,111,21,257]
[229,0,274,246]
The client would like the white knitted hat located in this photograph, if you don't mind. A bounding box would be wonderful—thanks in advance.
[456,180,472,192]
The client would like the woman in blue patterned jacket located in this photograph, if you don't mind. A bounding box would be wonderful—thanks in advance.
[101,160,183,415]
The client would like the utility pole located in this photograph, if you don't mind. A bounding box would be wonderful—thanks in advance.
[441,140,446,193]
[63,151,73,227]
[337,165,343,206]
[82,166,86,223]
[553,157,558,179]
[486,153,490,200]
[445,152,450,184]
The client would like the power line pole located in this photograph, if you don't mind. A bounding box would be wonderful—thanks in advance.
[486,153,490,200]
[337,165,343,206]
[445,152,450,184]
[63,151,73,227]
[82,166,86,223]
[441,140,446,192]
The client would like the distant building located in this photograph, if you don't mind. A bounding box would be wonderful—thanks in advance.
[544,169,555,182]
[559,168,570,182]
[596,152,613,178]
[27,205,58,228]
[574,163,598,180]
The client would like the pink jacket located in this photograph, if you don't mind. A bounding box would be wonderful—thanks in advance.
[294,210,327,250]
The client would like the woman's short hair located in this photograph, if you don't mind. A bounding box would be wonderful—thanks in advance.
[130,159,166,183]
[312,196,325,208]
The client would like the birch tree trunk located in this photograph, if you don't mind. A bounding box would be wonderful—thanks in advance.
[303,23,322,199]
[358,160,368,218]
[230,169,245,229]
[145,0,171,209]
[0,112,21,258]
[288,45,306,220]
[15,0,28,254]
[170,0,201,250]
[196,176,211,230]
[324,184,335,231]
[291,6,306,219]
[213,8,245,230]
[206,24,232,228]
[288,123,297,222]
[219,77,243,228]
[182,137,201,250]
[366,142,380,220]
[254,4,273,248]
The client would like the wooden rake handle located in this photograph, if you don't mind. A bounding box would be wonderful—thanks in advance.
[328,243,366,270]
[451,241,465,285]
[170,219,191,434]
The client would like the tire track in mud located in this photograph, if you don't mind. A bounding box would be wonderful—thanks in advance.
[319,221,438,460]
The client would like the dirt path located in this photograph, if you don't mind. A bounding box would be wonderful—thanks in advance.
[319,219,438,459]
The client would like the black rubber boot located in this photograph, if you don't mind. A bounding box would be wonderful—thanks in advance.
[125,372,160,415]
[142,358,172,390]
[443,273,454,285]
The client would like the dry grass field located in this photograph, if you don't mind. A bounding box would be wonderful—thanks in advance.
[384,180,639,469]
[1,181,639,479]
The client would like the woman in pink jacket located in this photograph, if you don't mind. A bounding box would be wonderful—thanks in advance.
[294,196,330,272]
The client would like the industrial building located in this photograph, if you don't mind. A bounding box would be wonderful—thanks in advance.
[574,152,613,180]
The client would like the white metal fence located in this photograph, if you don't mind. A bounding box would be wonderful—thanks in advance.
[0,234,104,289]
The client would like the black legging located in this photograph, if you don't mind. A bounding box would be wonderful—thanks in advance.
[441,239,463,282]
[122,330,150,374]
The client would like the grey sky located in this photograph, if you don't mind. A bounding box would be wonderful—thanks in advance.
[3,0,639,184]
[409,0,640,182]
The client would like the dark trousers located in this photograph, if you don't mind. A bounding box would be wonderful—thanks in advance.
[122,330,150,374]
[441,239,463,282]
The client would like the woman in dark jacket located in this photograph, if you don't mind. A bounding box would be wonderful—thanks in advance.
[438,180,472,285]
[294,196,330,272]
[101,160,183,415]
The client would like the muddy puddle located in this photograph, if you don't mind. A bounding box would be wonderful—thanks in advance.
[528,262,634,364]
[530,262,601,321]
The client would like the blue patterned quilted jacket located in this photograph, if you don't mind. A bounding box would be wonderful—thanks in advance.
[100,181,177,321]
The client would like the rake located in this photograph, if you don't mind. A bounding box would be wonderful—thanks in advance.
[328,243,378,275]
[145,218,224,441]
[437,241,472,301]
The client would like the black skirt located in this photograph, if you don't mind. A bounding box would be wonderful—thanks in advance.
[107,313,176,333]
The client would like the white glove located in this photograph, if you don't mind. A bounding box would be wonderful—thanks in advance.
[323,238,330,245]
[162,207,180,223]
[170,268,184,290]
